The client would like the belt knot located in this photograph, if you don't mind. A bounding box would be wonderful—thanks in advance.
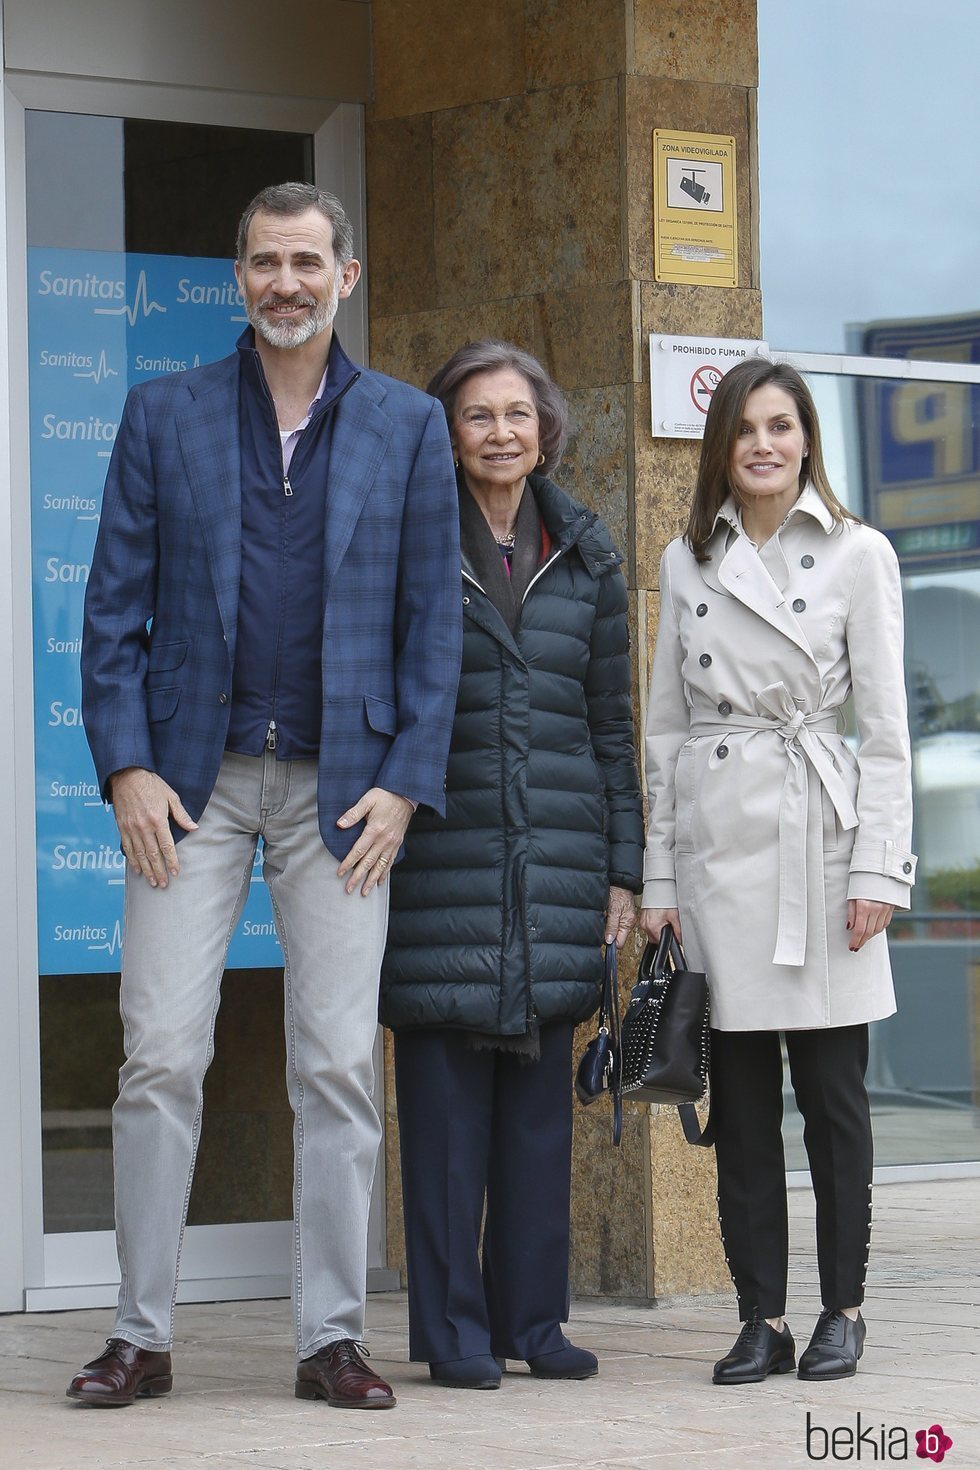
[779,709,806,741]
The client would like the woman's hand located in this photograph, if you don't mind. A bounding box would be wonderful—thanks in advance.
[638,907,682,944]
[847,898,895,952]
[605,887,637,949]
[637,905,681,940]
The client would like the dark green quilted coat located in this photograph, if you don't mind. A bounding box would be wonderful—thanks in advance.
[380,476,644,1037]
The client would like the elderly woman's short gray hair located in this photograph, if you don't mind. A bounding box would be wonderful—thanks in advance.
[426,340,569,476]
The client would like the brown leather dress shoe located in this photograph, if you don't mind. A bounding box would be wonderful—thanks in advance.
[66,1338,173,1407]
[295,1339,396,1409]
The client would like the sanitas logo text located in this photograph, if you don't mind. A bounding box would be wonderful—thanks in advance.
[44,558,89,583]
[48,701,82,726]
[52,843,125,872]
[177,277,243,307]
[37,269,123,301]
[41,413,118,443]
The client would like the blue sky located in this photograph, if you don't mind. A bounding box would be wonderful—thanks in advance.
[758,0,979,351]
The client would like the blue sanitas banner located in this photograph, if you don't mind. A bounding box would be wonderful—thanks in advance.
[29,247,282,974]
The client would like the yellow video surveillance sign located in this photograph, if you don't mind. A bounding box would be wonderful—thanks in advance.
[652,130,737,288]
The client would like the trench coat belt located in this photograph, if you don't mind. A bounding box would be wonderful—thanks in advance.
[689,704,859,968]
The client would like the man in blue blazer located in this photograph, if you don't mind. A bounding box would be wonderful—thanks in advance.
[70,184,461,1410]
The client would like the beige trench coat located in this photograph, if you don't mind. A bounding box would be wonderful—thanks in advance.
[642,487,916,1031]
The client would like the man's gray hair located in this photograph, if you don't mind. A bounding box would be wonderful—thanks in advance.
[236,182,355,266]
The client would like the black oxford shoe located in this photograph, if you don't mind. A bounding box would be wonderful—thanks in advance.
[797,1309,865,1381]
[712,1318,796,1385]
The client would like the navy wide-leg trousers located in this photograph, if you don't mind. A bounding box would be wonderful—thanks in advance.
[393,1022,575,1363]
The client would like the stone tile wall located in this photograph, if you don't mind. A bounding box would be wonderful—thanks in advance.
[369,0,761,1299]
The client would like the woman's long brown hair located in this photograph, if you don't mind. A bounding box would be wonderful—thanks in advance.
[684,359,857,562]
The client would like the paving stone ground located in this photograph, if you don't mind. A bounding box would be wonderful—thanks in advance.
[1,1178,977,1470]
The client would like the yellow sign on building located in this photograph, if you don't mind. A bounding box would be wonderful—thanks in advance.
[652,130,737,288]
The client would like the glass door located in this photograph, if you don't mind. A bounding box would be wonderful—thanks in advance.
[21,108,392,1306]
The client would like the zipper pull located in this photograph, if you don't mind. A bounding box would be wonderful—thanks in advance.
[266,720,279,751]
[283,474,293,497]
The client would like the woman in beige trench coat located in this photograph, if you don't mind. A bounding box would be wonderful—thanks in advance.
[639,359,915,1386]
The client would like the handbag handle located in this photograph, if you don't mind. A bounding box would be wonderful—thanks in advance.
[648,923,685,981]
[604,942,623,1146]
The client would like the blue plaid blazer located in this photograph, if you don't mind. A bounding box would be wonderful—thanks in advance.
[81,348,462,856]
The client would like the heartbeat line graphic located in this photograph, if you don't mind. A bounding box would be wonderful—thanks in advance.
[74,349,118,384]
[94,270,166,324]
[89,920,123,956]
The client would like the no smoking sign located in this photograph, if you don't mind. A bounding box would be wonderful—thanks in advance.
[649,333,769,438]
[690,363,722,413]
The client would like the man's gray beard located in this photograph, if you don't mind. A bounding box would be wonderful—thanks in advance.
[247,289,338,350]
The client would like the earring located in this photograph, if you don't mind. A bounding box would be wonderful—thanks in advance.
[453,457,460,468]
[537,452,545,466]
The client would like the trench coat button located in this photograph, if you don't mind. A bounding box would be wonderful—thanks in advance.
[699,653,712,667]
[801,554,814,568]
[717,744,729,759]
[792,598,806,612]
[902,861,912,873]
[696,603,708,617]
[718,700,732,715]
[218,692,228,704]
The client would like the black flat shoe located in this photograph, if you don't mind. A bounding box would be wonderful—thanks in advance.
[712,1318,796,1385]
[797,1309,865,1381]
[524,1343,598,1379]
[428,1355,501,1389]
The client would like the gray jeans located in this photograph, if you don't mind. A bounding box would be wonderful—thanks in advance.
[111,750,388,1355]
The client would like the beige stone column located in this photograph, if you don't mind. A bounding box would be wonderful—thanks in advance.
[368,0,759,1299]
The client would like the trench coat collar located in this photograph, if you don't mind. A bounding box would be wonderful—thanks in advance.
[699,486,834,664]
[710,483,836,540]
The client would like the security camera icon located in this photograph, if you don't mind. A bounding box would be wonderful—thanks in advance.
[679,168,710,205]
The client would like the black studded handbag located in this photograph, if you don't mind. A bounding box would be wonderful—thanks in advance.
[620,928,713,1146]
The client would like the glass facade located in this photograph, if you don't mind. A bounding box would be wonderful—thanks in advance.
[758,2,980,1168]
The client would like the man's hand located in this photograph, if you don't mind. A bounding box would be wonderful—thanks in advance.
[638,906,682,944]
[337,787,414,895]
[605,886,636,949]
[110,767,198,888]
[847,898,895,952]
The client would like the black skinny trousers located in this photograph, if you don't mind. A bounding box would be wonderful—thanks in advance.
[710,1024,874,1321]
